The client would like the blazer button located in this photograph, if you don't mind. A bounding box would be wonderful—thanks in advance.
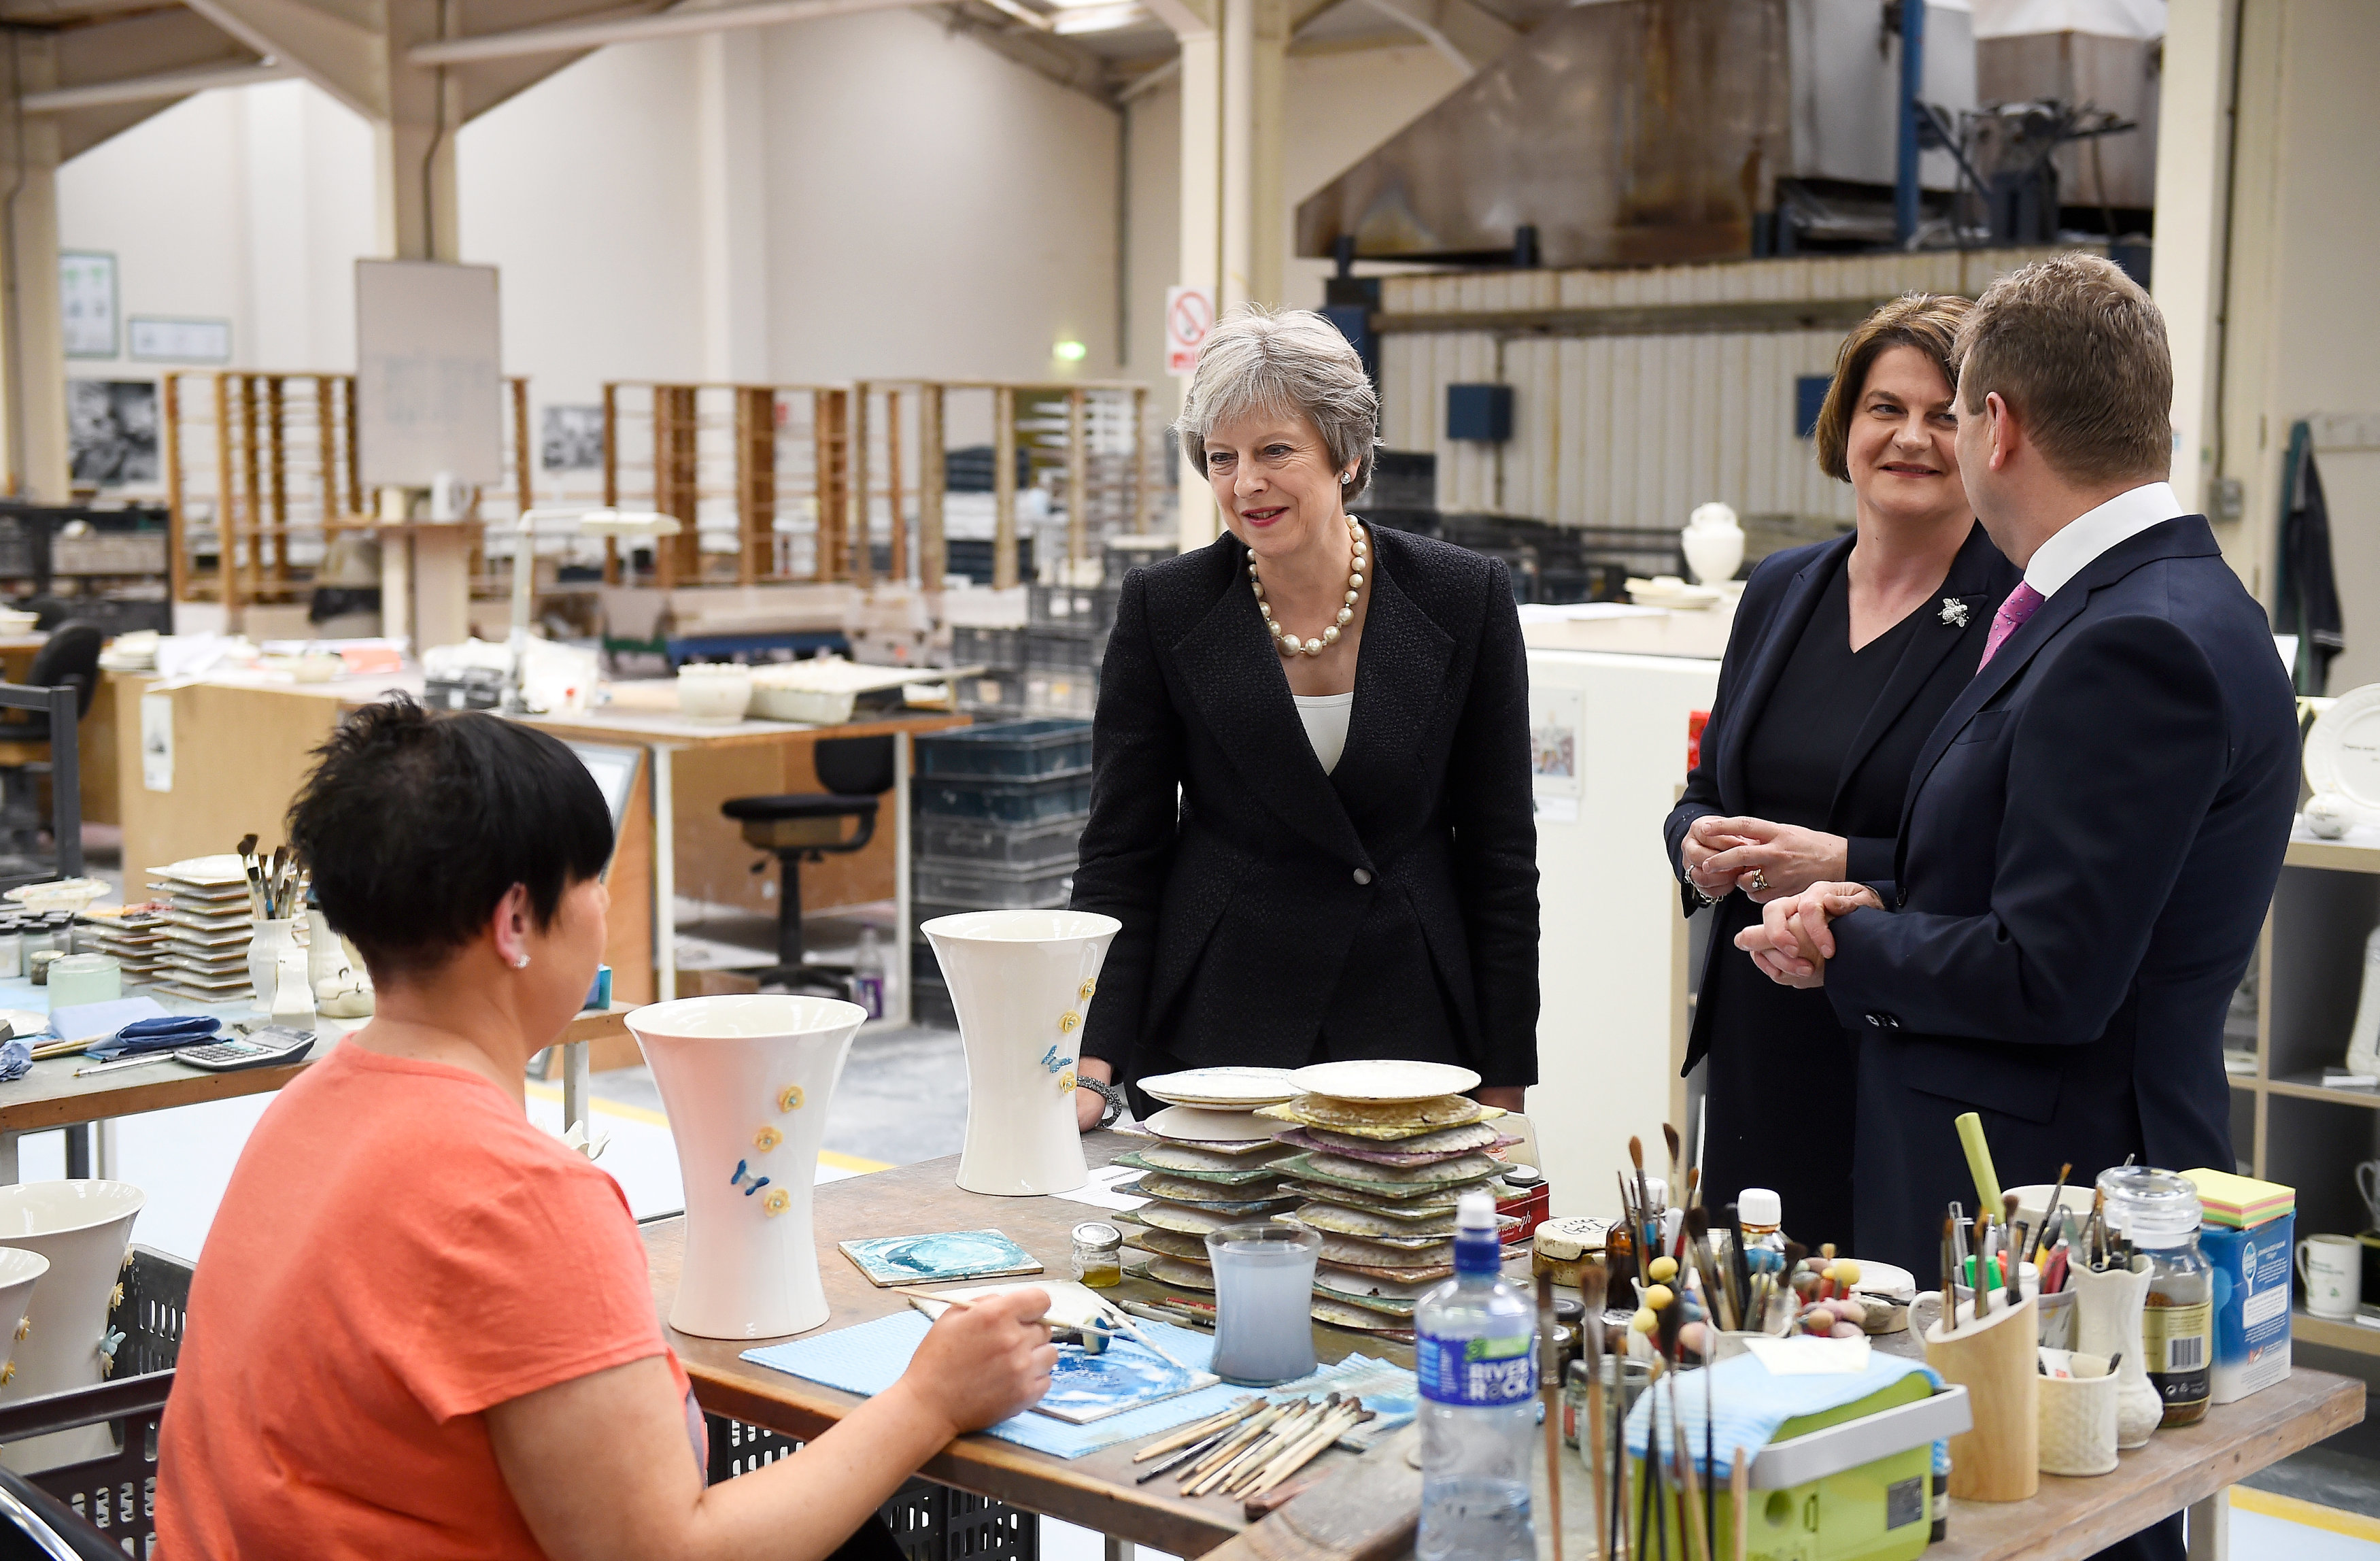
[1353,869,1373,886]
[1867,1014,1881,1026]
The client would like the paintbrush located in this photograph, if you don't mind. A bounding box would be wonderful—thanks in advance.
[1631,1136,1656,1260]
[1703,1348,1717,1559]
[1972,1213,1992,1317]
[1197,1397,1331,1496]
[1723,1202,1752,1332]
[1673,1366,1711,1561]
[237,834,265,918]
[1581,1260,1612,1561]
[1939,1216,1957,1332]
[2035,1163,2073,1262]
[1091,1297,1194,1371]
[1537,1274,1567,1561]
[1731,1448,1750,1561]
[1180,1401,1290,1484]
[1683,1207,1731,1333]
[2005,1222,2027,1310]
[1240,1400,1368,1495]
[1134,1399,1262,1461]
[1663,1124,1682,1219]
[1138,1418,1251,1483]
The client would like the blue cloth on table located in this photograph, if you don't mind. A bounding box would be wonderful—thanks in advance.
[0,1037,27,1081]
[84,1013,220,1062]
[1623,1347,1946,1477]
[744,1311,1406,1460]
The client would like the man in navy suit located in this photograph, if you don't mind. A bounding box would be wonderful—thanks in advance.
[1740,254,2298,1306]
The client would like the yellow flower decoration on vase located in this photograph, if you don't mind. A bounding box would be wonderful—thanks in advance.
[1057,1070,1077,1095]
[764,1187,791,1217]
[1059,1011,1081,1035]
[779,1084,805,1113]
[1078,978,1098,1002]
[14,1316,27,1343]
[109,1283,123,1311]
[0,1361,13,1386]
[753,1126,783,1152]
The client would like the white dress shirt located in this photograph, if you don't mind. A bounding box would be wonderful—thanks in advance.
[2022,481,2183,599]
[1293,691,1353,775]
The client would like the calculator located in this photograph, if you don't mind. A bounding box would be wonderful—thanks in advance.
[174,1027,317,1072]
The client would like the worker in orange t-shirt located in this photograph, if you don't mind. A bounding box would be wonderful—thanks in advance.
[156,698,1055,1561]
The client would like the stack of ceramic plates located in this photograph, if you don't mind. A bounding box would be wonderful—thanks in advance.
[143,856,256,1003]
[75,905,169,986]
[1258,1060,1520,1339]
[1111,1068,1302,1296]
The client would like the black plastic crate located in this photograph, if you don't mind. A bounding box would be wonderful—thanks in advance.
[912,772,1093,826]
[950,625,1025,673]
[1027,583,1119,635]
[914,859,1076,909]
[1023,630,1107,675]
[0,1246,190,1554]
[705,1415,1036,1561]
[915,720,1091,782]
[953,669,1026,719]
[913,813,1085,871]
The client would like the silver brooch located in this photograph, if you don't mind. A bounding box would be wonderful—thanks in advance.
[1939,597,1969,628]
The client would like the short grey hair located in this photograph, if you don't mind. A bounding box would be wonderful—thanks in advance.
[1174,305,1381,499]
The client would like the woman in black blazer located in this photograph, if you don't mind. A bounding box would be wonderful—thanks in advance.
[1664,294,2019,1252]
[1069,307,1538,1130]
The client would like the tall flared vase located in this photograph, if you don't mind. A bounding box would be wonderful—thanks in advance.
[2070,1262,2162,1449]
[924,909,1121,1196]
[628,995,865,1340]
[0,1182,142,1472]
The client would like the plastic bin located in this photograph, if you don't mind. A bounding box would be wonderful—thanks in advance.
[915,720,1091,782]
[950,625,1025,673]
[707,1417,1037,1561]
[913,814,1085,871]
[1024,674,1098,720]
[1029,583,1120,635]
[1024,629,1108,674]
[912,772,1092,825]
[914,860,1076,909]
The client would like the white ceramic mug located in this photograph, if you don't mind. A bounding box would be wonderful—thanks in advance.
[2298,1234,2362,1320]
[2356,1158,2380,1233]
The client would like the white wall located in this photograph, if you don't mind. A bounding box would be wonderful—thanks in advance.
[56,82,375,377]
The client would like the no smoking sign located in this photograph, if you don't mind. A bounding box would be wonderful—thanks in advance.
[1165,286,1214,376]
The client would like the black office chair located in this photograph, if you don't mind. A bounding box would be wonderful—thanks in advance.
[721,734,897,994]
[0,621,101,860]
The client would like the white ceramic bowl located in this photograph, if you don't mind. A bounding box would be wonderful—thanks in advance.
[677,663,754,724]
[0,611,37,636]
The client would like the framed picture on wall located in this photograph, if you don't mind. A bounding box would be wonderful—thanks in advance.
[541,405,605,470]
[68,379,160,487]
[129,316,233,364]
[61,252,118,358]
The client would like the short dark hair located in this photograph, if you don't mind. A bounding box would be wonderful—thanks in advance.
[1813,293,1972,482]
[1954,252,2172,486]
[288,696,614,981]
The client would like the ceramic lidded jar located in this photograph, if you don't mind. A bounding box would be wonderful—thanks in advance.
[628,994,866,1339]
[0,1181,143,1472]
[1681,501,1745,588]
[924,909,1121,1196]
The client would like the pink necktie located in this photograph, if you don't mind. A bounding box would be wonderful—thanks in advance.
[1979,582,2045,668]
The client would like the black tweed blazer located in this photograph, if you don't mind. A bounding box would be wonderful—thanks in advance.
[1069,523,1540,1099]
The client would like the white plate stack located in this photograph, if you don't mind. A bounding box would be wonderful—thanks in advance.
[1112,1068,1303,1294]
[143,856,256,1003]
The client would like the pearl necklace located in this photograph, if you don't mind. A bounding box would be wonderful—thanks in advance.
[1249,518,1367,657]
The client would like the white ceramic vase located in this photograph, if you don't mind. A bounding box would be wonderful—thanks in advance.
[628,994,864,1340]
[248,918,296,1010]
[923,909,1121,1196]
[2070,1262,2162,1448]
[0,1181,143,1472]
[1681,501,1745,587]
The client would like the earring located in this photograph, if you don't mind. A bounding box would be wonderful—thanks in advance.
[513,954,530,970]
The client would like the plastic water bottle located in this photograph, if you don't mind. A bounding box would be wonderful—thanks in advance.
[1414,1190,1539,1561]
[852,926,886,1020]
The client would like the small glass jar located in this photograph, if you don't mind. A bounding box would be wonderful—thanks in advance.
[0,916,23,980]
[1071,1222,1123,1288]
[2097,1166,2211,1426]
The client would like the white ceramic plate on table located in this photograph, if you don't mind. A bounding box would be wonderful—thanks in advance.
[1141,1104,1278,1142]
[2305,683,2380,822]
[1136,1067,1302,1109]
[1289,1059,1482,1103]
[150,856,250,888]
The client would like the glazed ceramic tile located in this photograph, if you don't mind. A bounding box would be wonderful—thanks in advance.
[837,1229,1044,1288]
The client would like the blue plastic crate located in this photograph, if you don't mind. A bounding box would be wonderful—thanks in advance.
[914,719,1092,781]
[912,771,1093,824]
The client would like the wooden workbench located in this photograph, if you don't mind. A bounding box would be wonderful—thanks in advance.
[649,1136,2366,1561]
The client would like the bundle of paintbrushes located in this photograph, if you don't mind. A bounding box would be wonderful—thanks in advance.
[1129,1390,1375,1498]
[237,835,308,922]
[1112,1103,1299,1297]
[1255,1089,1520,1337]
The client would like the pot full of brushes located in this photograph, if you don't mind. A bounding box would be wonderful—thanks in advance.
[237,835,308,1010]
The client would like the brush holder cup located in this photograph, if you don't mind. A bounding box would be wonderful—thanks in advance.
[0,1181,143,1473]
[248,918,296,1009]
[1924,1294,2039,1502]
[628,994,865,1340]
[2069,1261,2161,1448]
[923,909,1120,1196]
[2037,1369,2120,1477]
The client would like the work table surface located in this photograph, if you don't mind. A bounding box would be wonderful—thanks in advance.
[643,1141,2365,1561]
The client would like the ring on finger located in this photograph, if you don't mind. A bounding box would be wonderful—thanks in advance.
[1746,867,1769,892]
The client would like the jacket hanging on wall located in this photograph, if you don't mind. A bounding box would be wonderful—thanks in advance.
[2275,420,2344,694]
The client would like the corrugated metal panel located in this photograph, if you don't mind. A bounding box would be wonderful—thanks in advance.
[1376,248,2081,526]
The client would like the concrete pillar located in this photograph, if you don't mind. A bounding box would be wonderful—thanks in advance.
[1219,0,1286,314]
[1169,3,1223,549]
[2152,0,2240,528]
[371,0,463,261]
[0,33,69,501]
[698,32,771,384]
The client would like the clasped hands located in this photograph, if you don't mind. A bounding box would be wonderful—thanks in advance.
[1681,815,1850,904]
[1731,882,1884,988]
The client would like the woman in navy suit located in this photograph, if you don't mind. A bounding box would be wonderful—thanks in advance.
[1663,294,2019,1252]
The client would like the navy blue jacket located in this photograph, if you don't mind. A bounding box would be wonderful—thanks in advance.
[1827,516,2299,1273]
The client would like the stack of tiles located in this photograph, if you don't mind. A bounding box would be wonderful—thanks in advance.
[76,905,167,986]
[1258,1062,1519,1341]
[143,856,256,1003]
[1112,1068,1303,1296]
